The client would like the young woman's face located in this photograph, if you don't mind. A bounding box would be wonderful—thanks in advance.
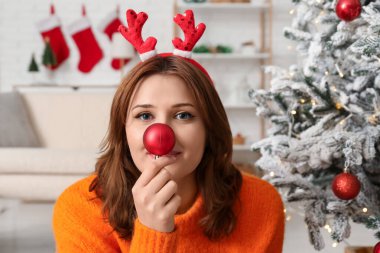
[125,74,206,182]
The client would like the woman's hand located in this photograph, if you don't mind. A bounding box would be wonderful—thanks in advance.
[132,156,181,232]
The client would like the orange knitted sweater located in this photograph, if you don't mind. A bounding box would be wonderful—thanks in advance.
[53,173,285,253]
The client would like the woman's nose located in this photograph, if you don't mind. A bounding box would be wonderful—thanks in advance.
[154,114,172,126]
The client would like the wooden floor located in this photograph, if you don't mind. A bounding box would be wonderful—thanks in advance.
[0,200,377,253]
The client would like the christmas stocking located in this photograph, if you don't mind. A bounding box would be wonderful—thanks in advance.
[36,5,70,70]
[98,9,132,70]
[68,8,103,73]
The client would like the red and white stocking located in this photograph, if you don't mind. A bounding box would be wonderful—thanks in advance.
[68,7,103,73]
[36,5,70,70]
[99,8,132,70]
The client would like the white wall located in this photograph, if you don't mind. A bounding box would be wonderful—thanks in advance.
[0,0,295,92]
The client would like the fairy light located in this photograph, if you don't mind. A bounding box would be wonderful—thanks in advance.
[339,119,346,125]
[269,171,275,177]
[368,114,378,125]
[335,63,344,78]
[332,242,338,248]
[289,72,295,77]
[335,102,343,110]
[300,99,306,104]
[332,86,337,92]
[291,110,297,115]
[324,224,332,233]
[311,100,316,106]
[363,207,368,213]
[289,9,295,15]
[325,70,329,76]
[286,215,292,221]
[284,209,287,213]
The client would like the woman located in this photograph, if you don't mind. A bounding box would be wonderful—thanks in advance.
[53,55,285,252]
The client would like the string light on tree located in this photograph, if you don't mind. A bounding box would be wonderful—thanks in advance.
[335,0,362,22]
[335,63,344,78]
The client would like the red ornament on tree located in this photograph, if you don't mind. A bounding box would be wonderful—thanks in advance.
[332,172,361,200]
[374,242,380,253]
[336,0,362,22]
[143,123,175,157]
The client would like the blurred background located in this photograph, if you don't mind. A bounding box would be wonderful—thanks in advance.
[0,0,377,252]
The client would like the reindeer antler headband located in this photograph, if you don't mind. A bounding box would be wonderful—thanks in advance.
[117,9,211,80]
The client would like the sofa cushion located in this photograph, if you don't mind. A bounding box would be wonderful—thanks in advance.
[0,148,97,174]
[0,174,86,201]
[0,92,40,147]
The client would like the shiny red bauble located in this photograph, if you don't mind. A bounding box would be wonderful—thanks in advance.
[336,0,362,22]
[143,123,175,156]
[374,242,380,253]
[332,172,361,200]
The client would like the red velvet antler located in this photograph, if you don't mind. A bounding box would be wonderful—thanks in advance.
[118,9,157,60]
[172,10,206,57]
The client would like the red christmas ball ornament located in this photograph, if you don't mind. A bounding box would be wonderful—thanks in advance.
[332,172,361,200]
[336,0,362,22]
[374,242,380,253]
[143,123,175,156]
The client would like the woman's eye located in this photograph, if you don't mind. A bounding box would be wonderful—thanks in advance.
[137,113,152,121]
[175,112,193,120]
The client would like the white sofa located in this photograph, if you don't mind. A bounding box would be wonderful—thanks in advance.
[0,88,115,201]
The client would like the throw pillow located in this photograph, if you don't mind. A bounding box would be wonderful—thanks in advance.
[0,92,40,147]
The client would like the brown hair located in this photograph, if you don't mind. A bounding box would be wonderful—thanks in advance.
[90,55,242,240]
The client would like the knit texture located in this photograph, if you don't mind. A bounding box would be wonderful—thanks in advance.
[53,173,285,252]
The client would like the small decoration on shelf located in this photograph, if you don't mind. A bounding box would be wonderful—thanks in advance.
[193,44,210,53]
[335,0,361,22]
[215,44,233,53]
[233,133,246,145]
[240,41,257,55]
[28,53,39,72]
[193,44,233,54]
[42,37,57,69]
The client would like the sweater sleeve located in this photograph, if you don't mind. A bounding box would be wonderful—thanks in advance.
[128,219,178,253]
[52,177,120,253]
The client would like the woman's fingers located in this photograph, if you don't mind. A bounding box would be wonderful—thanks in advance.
[146,169,172,194]
[162,194,182,216]
[134,156,176,188]
[156,179,178,204]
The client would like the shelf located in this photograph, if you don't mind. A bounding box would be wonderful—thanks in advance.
[13,84,118,92]
[224,104,256,110]
[233,144,252,151]
[177,2,270,10]
[192,52,270,60]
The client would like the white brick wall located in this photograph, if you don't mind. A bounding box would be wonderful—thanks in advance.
[0,0,295,92]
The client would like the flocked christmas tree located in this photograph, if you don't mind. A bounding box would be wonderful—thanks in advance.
[249,0,380,250]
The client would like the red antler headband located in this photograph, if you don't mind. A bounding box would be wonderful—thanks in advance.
[118,9,211,81]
